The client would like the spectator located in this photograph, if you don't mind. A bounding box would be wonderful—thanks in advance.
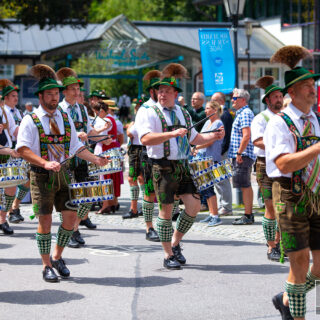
[23,102,34,116]
[118,93,131,123]
[228,88,256,225]
[211,92,233,215]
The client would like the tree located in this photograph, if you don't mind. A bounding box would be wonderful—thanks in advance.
[0,0,92,29]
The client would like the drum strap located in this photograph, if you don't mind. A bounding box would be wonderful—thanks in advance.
[29,110,71,160]
[278,112,320,195]
[260,110,270,123]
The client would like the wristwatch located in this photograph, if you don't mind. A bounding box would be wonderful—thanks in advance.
[236,152,242,156]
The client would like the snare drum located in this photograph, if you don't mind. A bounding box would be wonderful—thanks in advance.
[189,157,213,175]
[68,179,114,205]
[191,159,232,192]
[88,156,122,176]
[0,161,29,188]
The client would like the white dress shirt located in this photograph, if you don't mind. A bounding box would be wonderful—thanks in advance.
[93,116,113,155]
[264,103,320,178]
[251,108,276,157]
[137,102,198,160]
[59,98,92,135]
[16,105,84,161]
[129,123,142,146]
[0,107,15,148]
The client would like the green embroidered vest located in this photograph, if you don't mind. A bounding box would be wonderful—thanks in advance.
[58,104,88,133]
[30,110,71,160]
[149,105,192,158]
[278,112,320,195]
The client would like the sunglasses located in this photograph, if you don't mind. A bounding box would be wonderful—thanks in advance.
[232,96,243,101]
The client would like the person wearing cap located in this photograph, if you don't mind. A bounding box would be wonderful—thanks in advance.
[23,102,34,116]
[118,93,131,123]
[57,68,112,247]
[16,64,110,283]
[88,90,109,107]
[105,99,124,146]
[134,70,162,241]
[1,80,28,225]
[265,45,320,320]
[251,76,284,262]
[0,82,20,235]
[138,63,224,269]
[228,88,256,226]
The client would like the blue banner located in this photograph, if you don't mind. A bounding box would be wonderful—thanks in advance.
[198,29,235,96]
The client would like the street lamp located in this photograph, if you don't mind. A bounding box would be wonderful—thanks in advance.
[244,18,253,90]
[223,0,246,87]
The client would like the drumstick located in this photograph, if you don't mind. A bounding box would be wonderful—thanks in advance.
[187,112,216,131]
[87,134,114,139]
[201,126,223,134]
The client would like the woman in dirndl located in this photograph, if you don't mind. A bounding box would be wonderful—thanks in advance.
[93,101,121,214]
[195,100,224,227]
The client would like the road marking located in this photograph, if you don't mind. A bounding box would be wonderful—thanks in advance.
[87,248,129,257]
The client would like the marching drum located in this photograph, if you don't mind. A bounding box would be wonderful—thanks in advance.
[189,156,213,175]
[0,160,29,188]
[68,179,114,205]
[88,148,123,176]
[190,159,233,192]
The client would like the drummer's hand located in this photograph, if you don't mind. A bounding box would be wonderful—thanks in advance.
[44,161,61,172]
[191,147,198,156]
[78,132,88,142]
[171,128,187,138]
[0,124,3,134]
[10,149,20,158]
[210,127,225,140]
[178,96,185,106]
[102,137,113,146]
[95,155,111,167]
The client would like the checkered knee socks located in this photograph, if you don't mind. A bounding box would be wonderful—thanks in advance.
[305,268,320,293]
[176,210,195,234]
[16,185,30,201]
[262,217,276,242]
[143,200,154,222]
[36,232,51,255]
[130,186,139,201]
[4,194,14,213]
[56,226,73,248]
[156,217,173,242]
[77,203,91,219]
[285,281,306,318]
[171,199,180,216]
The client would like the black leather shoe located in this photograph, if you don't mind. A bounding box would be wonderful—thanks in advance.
[138,210,143,217]
[122,210,139,219]
[172,211,180,222]
[8,212,21,224]
[272,292,293,320]
[51,257,70,278]
[232,215,254,225]
[267,247,281,262]
[68,236,81,248]
[0,221,14,234]
[163,256,181,270]
[42,266,59,283]
[73,230,85,245]
[80,217,97,229]
[172,244,186,265]
[12,208,24,222]
[146,228,160,242]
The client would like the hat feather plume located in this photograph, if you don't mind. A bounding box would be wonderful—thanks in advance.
[255,76,274,89]
[30,64,57,81]
[270,45,311,69]
[56,67,78,80]
[161,63,188,80]
[0,79,14,89]
[143,70,161,81]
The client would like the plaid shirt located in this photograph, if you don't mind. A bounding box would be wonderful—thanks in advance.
[228,105,256,160]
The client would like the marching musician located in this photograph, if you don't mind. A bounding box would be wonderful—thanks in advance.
[16,64,110,282]
[138,63,224,269]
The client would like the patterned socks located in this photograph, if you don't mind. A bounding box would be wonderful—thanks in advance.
[176,210,195,234]
[36,232,51,254]
[130,185,139,201]
[56,226,73,248]
[16,185,30,201]
[156,217,173,242]
[262,216,276,242]
[77,203,91,219]
[143,200,154,222]
[285,281,306,319]
[4,194,15,213]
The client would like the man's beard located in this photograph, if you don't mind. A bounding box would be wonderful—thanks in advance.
[43,101,58,110]
[152,89,158,102]
[270,102,282,112]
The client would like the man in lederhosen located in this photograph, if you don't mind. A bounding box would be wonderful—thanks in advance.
[251,76,283,262]
[138,63,224,269]
[16,64,110,282]
[265,45,320,320]
[2,81,30,224]
[57,67,111,248]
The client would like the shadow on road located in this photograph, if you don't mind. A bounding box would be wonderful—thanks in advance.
[69,275,182,287]
[184,263,288,274]
[86,244,162,253]
[0,289,84,305]
[0,243,14,250]
[182,239,261,247]
[0,258,87,266]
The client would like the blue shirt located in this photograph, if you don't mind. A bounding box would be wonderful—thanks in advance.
[228,105,255,160]
[199,119,223,162]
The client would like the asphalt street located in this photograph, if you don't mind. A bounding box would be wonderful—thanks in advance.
[0,178,318,320]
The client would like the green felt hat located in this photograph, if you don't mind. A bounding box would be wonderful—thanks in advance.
[154,77,182,92]
[146,78,160,91]
[62,76,84,88]
[262,84,283,104]
[2,84,20,99]
[283,67,320,94]
[35,78,64,95]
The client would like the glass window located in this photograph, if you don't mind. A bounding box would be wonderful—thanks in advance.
[0,65,14,80]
